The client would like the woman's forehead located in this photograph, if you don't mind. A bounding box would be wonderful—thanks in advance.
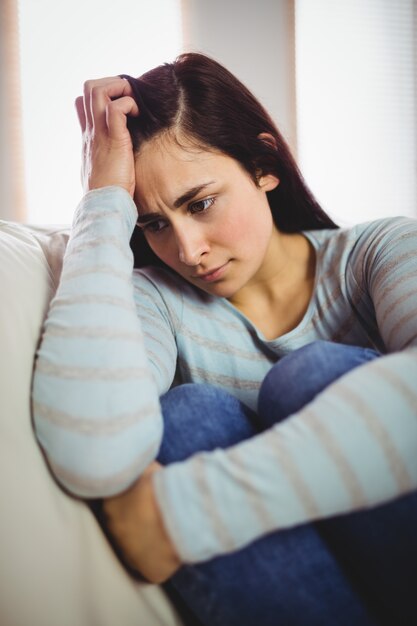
[136,131,216,163]
[134,136,235,187]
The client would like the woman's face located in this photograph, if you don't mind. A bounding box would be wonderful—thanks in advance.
[134,134,279,299]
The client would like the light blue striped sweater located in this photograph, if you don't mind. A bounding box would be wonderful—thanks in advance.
[33,186,417,563]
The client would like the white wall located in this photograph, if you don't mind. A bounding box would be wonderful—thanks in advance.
[181,0,297,153]
[295,0,417,224]
[18,0,182,224]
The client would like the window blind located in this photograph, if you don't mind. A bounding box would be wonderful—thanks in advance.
[295,0,416,224]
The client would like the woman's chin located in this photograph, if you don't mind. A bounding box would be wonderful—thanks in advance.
[197,281,240,299]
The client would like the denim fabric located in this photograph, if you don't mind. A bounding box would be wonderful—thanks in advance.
[158,342,416,626]
[257,340,381,428]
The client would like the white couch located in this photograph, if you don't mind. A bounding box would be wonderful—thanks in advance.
[0,219,185,626]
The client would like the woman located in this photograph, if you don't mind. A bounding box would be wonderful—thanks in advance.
[32,53,417,625]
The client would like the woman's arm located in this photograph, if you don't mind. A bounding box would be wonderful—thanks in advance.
[32,79,170,498]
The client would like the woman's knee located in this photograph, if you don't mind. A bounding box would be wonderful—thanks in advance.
[258,341,380,429]
[157,383,257,464]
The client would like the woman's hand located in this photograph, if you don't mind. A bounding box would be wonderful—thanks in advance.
[102,461,182,584]
[75,77,139,197]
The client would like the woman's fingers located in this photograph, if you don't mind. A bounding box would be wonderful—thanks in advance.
[74,96,86,133]
[106,95,140,140]
[82,79,96,131]
[76,77,139,138]
[75,76,140,197]
[86,77,139,135]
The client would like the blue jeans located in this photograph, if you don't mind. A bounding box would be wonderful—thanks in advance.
[158,342,417,626]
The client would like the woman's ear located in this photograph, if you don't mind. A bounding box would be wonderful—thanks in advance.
[258,172,280,192]
[258,132,277,150]
[256,132,280,190]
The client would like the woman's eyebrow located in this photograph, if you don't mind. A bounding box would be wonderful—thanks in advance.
[136,181,216,224]
[136,212,163,225]
[173,181,215,208]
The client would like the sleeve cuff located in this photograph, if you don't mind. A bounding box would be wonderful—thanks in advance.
[73,186,138,236]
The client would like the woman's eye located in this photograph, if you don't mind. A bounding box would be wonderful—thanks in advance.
[143,219,167,234]
[189,197,216,214]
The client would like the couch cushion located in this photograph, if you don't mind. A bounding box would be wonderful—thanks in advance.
[0,220,182,626]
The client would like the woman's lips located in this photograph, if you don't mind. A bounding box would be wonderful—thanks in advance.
[194,261,230,283]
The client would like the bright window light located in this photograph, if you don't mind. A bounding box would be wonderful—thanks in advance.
[18,0,182,224]
[295,0,416,226]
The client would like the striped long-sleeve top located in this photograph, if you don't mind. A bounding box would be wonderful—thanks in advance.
[32,186,417,564]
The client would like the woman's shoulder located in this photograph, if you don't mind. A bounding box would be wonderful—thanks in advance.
[305,215,417,254]
[303,216,417,287]
[352,214,417,240]
[346,216,417,267]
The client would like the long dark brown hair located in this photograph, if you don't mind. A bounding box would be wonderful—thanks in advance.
[122,53,338,268]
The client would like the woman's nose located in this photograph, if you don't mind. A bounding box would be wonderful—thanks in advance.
[175,225,209,266]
